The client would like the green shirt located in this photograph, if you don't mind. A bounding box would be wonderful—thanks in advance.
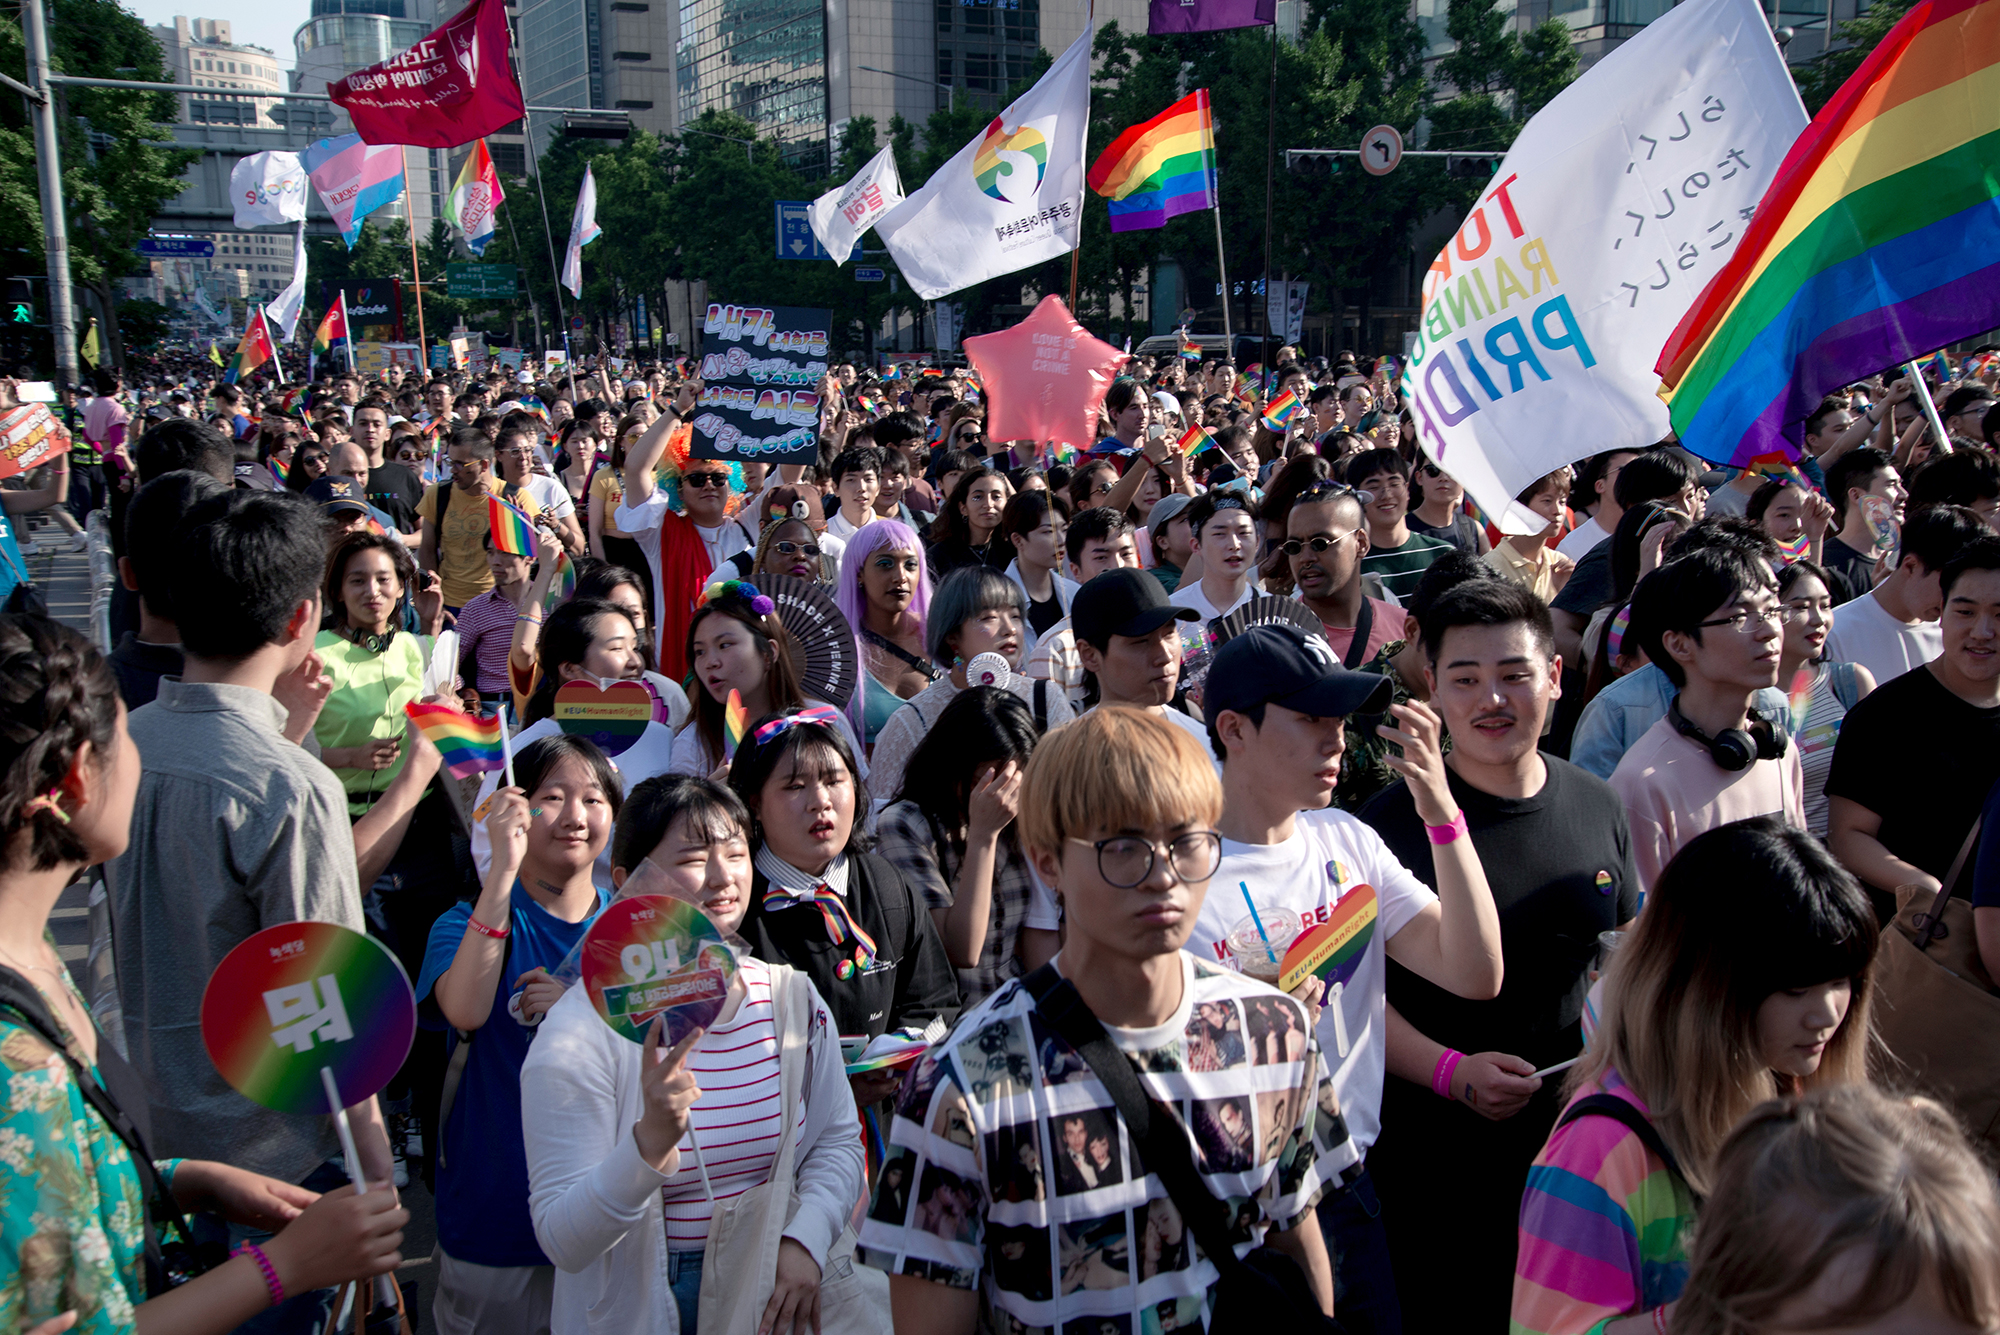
[313,629,429,814]
[1360,529,1454,602]
[1151,561,1183,593]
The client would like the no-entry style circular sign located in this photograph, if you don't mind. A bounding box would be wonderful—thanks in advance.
[200,921,416,1114]
[576,895,740,1046]
[1360,125,1404,177]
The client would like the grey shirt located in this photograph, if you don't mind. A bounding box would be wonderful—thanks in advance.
[107,678,363,1183]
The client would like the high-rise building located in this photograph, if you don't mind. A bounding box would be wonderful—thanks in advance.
[149,17,288,128]
[1417,0,1863,68]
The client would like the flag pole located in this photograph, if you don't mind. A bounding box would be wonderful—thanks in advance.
[1905,359,1953,453]
[1260,19,1276,368]
[264,306,286,383]
[1066,0,1093,314]
[401,146,430,354]
[1212,175,1232,345]
[342,290,356,372]
[508,38,574,366]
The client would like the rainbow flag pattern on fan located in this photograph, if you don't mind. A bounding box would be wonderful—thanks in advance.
[1087,89,1218,232]
[404,702,508,778]
[1656,0,2000,463]
[489,495,537,558]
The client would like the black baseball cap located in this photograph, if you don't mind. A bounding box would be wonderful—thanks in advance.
[1202,624,1392,728]
[1072,569,1197,648]
[304,475,370,518]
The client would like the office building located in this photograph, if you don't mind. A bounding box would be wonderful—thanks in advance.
[150,17,288,128]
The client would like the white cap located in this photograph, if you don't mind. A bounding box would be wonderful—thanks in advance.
[517,370,534,383]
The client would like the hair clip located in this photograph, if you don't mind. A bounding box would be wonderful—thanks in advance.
[751,705,844,745]
[699,579,776,617]
[22,789,69,825]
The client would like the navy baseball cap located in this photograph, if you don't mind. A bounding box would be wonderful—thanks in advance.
[1202,623,1393,728]
[304,475,370,517]
[1072,569,1197,648]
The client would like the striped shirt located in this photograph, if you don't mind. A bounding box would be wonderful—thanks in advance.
[661,961,803,1249]
[1511,1071,1695,1334]
[454,587,519,695]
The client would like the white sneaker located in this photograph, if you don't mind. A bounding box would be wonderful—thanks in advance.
[65,532,88,553]
[15,536,40,556]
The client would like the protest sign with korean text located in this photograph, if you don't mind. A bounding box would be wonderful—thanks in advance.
[690,302,832,464]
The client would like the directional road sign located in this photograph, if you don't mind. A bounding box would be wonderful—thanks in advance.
[854,267,886,282]
[1359,125,1404,177]
[774,201,862,262]
[137,237,216,259]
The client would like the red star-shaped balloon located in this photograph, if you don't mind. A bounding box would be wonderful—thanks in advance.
[963,296,1128,453]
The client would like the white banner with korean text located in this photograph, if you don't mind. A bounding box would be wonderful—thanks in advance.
[1400,0,1806,534]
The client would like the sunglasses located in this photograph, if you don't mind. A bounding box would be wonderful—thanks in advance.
[682,473,731,488]
[773,540,821,557]
[1417,463,1443,478]
[1279,533,1354,556]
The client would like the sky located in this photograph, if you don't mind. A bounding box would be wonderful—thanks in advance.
[127,0,305,67]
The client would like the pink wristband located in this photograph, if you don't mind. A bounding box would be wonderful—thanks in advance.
[1425,811,1469,845]
[235,1242,285,1307]
[1431,1049,1464,1100]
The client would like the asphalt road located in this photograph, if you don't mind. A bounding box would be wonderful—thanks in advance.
[33,510,442,1329]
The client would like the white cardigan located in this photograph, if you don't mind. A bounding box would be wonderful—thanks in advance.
[520,962,865,1335]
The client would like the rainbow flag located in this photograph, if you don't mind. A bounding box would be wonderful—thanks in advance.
[404,702,508,778]
[1657,0,2000,465]
[1260,389,1302,431]
[724,688,749,760]
[489,494,537,557]
[267,457,289,486]
[1177,421,1216,457]
[1087,89,1217,232]
[1178,329,1200,361]
[223,308,277,385]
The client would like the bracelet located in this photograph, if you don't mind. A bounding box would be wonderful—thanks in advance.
[1431,1049,1464,1100]
[515,612,542,623]
[234,1242,285,1307]
[1653,1304,1670,1334]
[467,914,510,939]
[1424,811,1469,845]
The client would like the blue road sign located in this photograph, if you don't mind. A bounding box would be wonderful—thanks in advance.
[774,201,861,263]
[854,267,886,282]
[138,237,215,258]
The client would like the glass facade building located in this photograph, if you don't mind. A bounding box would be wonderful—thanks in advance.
[676,0,828,170]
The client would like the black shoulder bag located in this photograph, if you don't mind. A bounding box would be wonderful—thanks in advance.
[1554,1094,1704,1209]
[1022,965,1345,1335]
[0,968,227,1294]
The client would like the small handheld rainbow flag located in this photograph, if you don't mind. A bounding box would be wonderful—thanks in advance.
[267,457,289,486]
[404,702,508,779]
[1260,389,1302,432]
[1177,422,1216,457]
[488,495,537,557]
[1179,329,1200,361]
[541,547,576,613]
[724,688,749,760]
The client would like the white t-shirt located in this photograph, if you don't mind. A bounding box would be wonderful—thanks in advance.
[1555,514,1611,562]
[1188,807,1437,1159]
[1825,589,1941,685]
[1172,577,1255,626]
[518,472,576,521]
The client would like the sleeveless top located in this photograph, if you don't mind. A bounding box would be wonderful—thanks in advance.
[1796,659,1862,839]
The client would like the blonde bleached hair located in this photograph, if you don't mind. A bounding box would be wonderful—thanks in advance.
[1018,706,1222,857]
[1672,1085,2000,1335]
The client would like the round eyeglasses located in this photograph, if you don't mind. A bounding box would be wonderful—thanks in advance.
[1066,832,1222,888]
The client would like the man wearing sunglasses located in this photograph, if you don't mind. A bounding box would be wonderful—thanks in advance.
[1286,483,1400,670]
[1192,624,1502,1335]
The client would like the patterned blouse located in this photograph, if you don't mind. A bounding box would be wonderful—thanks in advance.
[0,965,169,1334]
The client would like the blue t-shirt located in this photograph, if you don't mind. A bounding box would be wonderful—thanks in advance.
[0,512,25,603]
[417,885,604,1266]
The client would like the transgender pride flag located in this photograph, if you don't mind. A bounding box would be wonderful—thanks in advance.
[301,133,407,249]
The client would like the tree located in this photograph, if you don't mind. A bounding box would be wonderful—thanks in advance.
[1793,0,1913,113]
[116,296,170,352]
[0,0,198,370]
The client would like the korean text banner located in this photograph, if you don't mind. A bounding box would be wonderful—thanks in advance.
[1400,0,1805,534]
[690,303,832,465]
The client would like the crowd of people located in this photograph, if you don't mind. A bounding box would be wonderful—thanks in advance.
[1,341,1999,1335]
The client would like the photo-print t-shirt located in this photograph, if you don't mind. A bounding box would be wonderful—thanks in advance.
[858,953,1353,1335]
[1190,806,1439,1161]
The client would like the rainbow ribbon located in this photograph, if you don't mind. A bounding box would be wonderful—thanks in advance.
[761,882,878,969]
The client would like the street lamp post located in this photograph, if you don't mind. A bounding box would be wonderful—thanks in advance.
[858,64,953,113]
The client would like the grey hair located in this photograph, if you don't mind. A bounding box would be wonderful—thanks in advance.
[926,565,1027,662]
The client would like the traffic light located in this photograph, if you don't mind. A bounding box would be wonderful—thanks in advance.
[4,278,35,327]
[1446,155,1501,179]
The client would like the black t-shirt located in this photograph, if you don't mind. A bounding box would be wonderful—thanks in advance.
[1551,537,1614,618]
[1406,510,1483,555]
[1028,587,1064,637]
[1824,664,2000,899]
[1821,535,1875,606]
[1360,755,1640,1064]
[367,460,425,533]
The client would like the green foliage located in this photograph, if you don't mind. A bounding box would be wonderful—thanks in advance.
[1793,0,1914,113]
[116,296,170,351]
[0,0,196,290]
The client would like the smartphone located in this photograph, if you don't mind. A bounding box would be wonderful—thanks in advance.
[1147,423,1165,443]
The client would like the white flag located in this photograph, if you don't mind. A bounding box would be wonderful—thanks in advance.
[1401,0,1805,534]
[561,164,602,300]
[230,151,309,229]
[808,143,904,265]
[875,29,1092,301]
[265,224,308,342]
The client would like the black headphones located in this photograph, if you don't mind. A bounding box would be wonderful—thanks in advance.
[1667,694,1787,772]
[345,625,397,654]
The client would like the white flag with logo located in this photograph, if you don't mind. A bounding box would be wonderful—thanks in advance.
[561,164,602,300]
[809,144,904,265]
[230,151,309,229]
[1400,0,1804,534]
[875,29,1092,301]
[265,224,308,341]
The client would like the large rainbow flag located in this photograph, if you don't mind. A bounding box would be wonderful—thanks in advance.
[1087,89,1218,232]
[1656,0,2000,463]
